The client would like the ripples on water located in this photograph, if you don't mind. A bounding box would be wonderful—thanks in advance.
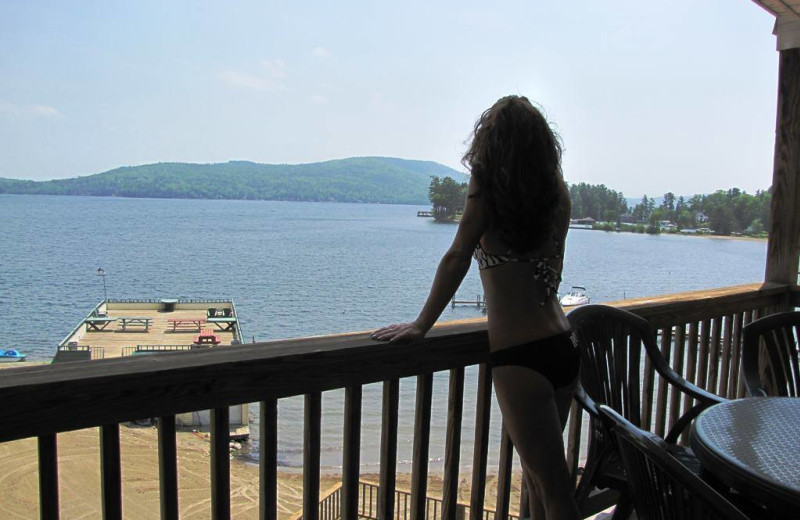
[0,194,767,471]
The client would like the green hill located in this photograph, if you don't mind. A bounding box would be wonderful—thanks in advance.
[0,157,467,205]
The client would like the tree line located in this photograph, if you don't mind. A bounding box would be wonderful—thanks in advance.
[430,178,771,236]
[571,183,771,236]
[0,157,469,206]
[428,176,468,221]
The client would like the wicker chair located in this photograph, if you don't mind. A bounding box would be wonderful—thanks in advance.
[598,405,750,520]
[741,310,800,397]
[568,305,725,518]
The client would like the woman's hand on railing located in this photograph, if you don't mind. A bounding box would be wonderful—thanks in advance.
[370,321,426,343]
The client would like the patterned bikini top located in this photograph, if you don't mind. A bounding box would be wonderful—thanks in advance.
[473,240,563,305]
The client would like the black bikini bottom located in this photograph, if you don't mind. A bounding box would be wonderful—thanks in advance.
[489,332,580,389]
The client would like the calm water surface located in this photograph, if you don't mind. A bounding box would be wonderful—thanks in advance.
[0,194,767,471]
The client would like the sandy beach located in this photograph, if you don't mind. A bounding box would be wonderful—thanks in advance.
[0,424,524,520]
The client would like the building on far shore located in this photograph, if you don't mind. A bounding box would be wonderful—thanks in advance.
[569,217,596,229]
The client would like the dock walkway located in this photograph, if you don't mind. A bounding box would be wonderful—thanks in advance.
[62,301,241,359]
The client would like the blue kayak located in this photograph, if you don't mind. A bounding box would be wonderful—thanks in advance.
[0,349,26,362]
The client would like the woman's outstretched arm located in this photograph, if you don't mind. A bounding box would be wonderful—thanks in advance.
[372,177,487,343]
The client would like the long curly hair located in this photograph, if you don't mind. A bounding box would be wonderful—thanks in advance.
[462,95,568,252]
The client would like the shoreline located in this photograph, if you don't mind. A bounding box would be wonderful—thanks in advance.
[573,226,767,243]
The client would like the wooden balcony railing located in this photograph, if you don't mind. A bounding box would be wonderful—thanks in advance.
[0,282,797,520]
[303,480,521,520]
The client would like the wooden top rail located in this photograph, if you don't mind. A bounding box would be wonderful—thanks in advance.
[606,283,790,328]
[0,282,790,444]
[0,319,490,443]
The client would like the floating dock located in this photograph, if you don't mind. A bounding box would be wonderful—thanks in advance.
[451,294,487,309]
[56,298,249,439]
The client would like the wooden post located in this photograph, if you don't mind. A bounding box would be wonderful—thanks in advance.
[765,47,800,289]
[342,385,362,520]
[260,399,278,520]
[303,393,322,520]
[38,434,59,520]
[378,379,399,520]
[211,407,231,520]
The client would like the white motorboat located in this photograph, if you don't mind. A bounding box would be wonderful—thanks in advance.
[560,286,590,307]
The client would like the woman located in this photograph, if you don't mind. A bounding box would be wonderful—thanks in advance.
[372,95,580,520]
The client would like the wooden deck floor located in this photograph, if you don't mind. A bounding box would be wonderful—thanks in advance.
[66,308,239,359]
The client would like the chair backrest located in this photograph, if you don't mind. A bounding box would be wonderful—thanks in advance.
[598,405,749,520]
[568,304,659,426]
[742,310,800,397]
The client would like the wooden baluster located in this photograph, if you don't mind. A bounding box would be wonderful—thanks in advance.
[719,315,734,398]
[379,379,399,520]
[737,310,755,397]
[443,367,464,520]
[157,416,179,520]
[641,329,657,430]
[470,365,492,520]
[342,386,362,520]
[669,324,687,435]
[304,393,322,520]
[728,313,744,398]
[100,424,122,520]
[697,319,711,392]
[709,317,723,395]
[211,407,231,520]
[410,373,433,520]
[260,398,278,520]
[685,323,701,444]
[38,433,59,520]
[682,322,700,440]
[654,327,673,438]
[495,424,513,520]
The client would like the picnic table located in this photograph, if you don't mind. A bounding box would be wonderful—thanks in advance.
[85,316,117,332]
[206,317,237,331]
[117,317,153,332]
[193,329,221,346]
[167,317,206,332]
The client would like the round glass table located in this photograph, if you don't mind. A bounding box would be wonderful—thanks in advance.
[690,397,800,514]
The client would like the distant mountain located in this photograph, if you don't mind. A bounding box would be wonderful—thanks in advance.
[0,157,468,205]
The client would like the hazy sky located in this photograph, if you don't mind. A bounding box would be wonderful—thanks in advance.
[0,1,781,197]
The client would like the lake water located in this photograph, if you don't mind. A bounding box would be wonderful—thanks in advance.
[0,194,767,472]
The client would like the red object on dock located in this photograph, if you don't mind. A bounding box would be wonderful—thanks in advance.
[193,329,221,345]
